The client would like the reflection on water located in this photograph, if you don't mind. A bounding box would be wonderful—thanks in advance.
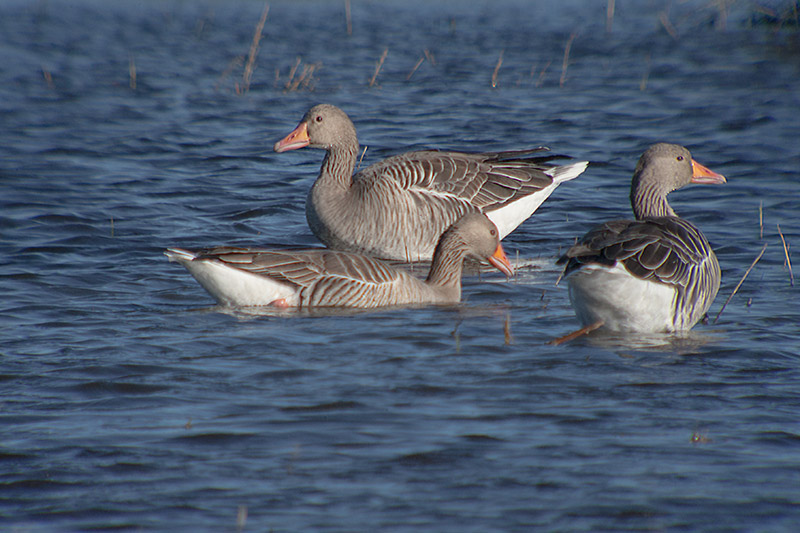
[578,328,722,354]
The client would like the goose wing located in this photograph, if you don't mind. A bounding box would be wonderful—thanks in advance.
[358,148,564,211]
[194,247,407,307]
[558,217,720,323]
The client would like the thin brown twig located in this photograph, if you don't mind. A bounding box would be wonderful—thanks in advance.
[216,56,244,91]
[41,66,54,90]
[491,49,504,88]
[759,201,763,239]
[659,10,679,40]
[606,0,616,33]
[714,243,768,324]
[369,48,388,88]
[241,3,270,94]
[535,59,552,87]
[128,55,137,90]
[549,320,604,346]
[344,0,352,36]
[236,505,247,533]
[356,146,368,171]
[777,223,794,286]
[714,0,728,31]
[406,56,425,81]
[283,56,302,88]
[560,32,577,88]
[282,59,320,92]
[640,52,651,91]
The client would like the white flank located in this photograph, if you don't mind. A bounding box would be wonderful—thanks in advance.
[165,249,296,306]
[487,160,588,239]
[565,262,678,333]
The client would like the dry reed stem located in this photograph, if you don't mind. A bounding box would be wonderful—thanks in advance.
[236,505,247,532]
[659,10,679,40]
[407,56,425,80]
[357,146,368,171]
[282,58,320,92]
[777,223,794,286]
[606,0,616,33]
[424,49,436,65]
[560,32,577,88]
[369,48,388,87]
[640,52,651,91]
[216,56,244,91]
[129,55,137,90]
[759,201,763,239]
[713,243,768,324]
[41,66,54,90]
[549,320,604,346]
[714,0,728,31]
[344,0,352,36]
[491,49,504,88]
[241,3,270,94]
[536,60,552,87]
[285,57,301,84]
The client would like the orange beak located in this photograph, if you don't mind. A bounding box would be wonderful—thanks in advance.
[274,121,310,153]
[488,243,514,278]
[691,159,726,185]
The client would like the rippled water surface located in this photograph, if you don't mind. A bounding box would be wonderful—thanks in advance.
[2,0,800,531]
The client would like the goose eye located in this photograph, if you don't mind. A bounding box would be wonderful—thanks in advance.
[315,115,323,123]
[677,155,684,161]
[490,229,497,236]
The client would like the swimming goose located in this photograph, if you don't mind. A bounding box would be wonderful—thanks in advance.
[166,213,513,308]
[557,143,726,333]
[274,104,588,261]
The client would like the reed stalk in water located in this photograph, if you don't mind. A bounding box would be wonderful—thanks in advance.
[560,32,577,88]
[777,223,794,286]
[369,48,388,87]
[129,55,136,90]
[240,3,269,94]
[344,0,352,36]
[491,50,503,88]
[714,243,768,324]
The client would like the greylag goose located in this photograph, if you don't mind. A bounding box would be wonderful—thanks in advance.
[557,143,726,333]
[166,213,513,308]
[274,104,588,261]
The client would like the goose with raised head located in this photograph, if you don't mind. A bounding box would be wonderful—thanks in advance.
[557,143,726,333]
[274,104,588,261]
[166,213,513,308]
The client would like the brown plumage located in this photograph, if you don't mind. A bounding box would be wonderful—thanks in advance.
[274,104,588,261]
[558,143,726,333]
[166,213,513,308]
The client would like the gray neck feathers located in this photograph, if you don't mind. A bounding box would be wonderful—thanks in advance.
[320,141,358,190]
[630,169,676,219]
[426,230,467,289]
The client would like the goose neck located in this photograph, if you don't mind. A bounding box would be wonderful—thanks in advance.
[630,175,676,219]
[426,235,467,289]
[320,143,358,189]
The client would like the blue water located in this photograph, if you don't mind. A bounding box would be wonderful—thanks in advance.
[2,0,799,531]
